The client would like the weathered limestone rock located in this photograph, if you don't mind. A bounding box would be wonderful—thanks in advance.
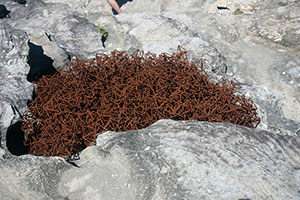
[249,0,300,50]
[29,32,69,70]
[1,120,298,200]
[240,85,300,136]
[0,21,33,150]
[0,155,70,200]
[58,120,300,200]
[3,0,103,60]
[114,13,228,74]
[43,0,111,16]
[0,1,299,198]
[0,22,68,195]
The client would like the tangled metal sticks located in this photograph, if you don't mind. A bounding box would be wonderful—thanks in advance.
[21,47,260,157]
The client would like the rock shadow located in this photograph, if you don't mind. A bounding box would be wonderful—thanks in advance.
[6,121,28,156]
[27,42,57,82]
[0,4,11,19]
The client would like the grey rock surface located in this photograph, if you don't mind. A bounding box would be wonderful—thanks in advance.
[249,0,300,50]
[3,0,104,60]
[240,84,300,136]
[0,1,299,199]
[0,21,33,150]
[58,120,300,200]
[113,13,228,74]
[0,155,70,200]
[29,32,70,70]
[2,120,298,200]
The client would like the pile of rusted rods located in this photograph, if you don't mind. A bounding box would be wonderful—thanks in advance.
[21,47,260,157]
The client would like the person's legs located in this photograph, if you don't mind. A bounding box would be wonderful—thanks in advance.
[107,0,123,14]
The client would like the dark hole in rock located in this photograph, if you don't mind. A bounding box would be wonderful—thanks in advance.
[27,42,57,82]
[14,0,27,4]
[217,6,229,10]
[0,4,11,19]
[6,121,28,156]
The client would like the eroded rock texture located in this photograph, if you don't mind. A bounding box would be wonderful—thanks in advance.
[0,21,33,151]
[0,1,299,199]
[0,120,294,200]
[0,120,299,200]
[3,0,103,60]
[0,155,70,200]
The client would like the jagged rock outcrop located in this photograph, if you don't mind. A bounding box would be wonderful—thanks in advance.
[3,0,103,60]
[0,1,299,199]
[29,32,70,70]
[1,120,300,199]
[0,21,33,151]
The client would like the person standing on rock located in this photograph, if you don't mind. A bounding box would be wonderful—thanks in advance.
[107,0,123,14]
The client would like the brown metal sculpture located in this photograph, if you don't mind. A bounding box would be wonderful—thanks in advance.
[21,47,260,157]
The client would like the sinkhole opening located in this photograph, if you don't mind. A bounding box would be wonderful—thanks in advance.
[27,42,57,82]
[6,121,28,156]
